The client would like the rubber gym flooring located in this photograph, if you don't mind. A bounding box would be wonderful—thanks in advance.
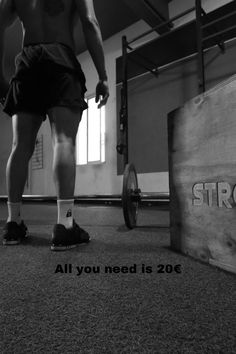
[0,202,235,353]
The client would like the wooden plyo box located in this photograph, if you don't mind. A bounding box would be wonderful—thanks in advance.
[168,76,236,274]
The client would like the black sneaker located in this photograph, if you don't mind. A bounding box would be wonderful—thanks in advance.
[2,221,29,245]
[51,220,90,251]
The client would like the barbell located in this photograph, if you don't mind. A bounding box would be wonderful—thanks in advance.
[122,163,169,228]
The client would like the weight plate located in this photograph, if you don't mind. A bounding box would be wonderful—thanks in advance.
[122,163,139,229]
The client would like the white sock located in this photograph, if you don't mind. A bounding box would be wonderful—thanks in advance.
[7,202,22,224]
[57,199,74,229]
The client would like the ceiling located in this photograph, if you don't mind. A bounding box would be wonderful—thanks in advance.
[4,0,171,75]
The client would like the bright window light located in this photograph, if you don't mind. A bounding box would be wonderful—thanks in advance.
[88,97,101,162]
[76,96,106,165]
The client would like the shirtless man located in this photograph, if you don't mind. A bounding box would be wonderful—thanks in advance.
[0,0,109,250]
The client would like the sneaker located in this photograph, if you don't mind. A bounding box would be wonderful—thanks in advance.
[2,221,29,245]
[51,220,90,251]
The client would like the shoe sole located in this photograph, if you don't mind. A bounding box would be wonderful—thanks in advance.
[51,237,90,251]
[2,231,29,246]
[3,239,21,245]
[51,244,79,251]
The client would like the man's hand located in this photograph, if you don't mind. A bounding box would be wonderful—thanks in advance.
[0,77,9,105]
[95,80,109,108]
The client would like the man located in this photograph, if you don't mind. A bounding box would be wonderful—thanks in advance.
[0,0,109,250]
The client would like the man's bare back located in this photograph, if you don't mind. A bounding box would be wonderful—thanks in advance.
[0,0,109,107]
[14,0,78,50]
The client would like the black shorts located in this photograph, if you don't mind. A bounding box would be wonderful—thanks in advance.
[3,42,88,120]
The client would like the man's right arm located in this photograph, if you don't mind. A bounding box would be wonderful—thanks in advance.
[0,0,17,99]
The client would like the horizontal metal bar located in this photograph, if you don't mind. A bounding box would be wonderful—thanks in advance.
[127,45,159,69]
[203,23,236,42]
[0,194,121,201]
[140,193,170,200]
[128,56,159,78]
[0,194,170,201]
[128,6,196,46]
[115,51,199,86]
[126,17,199,60]
[202,9,236,31]
[158,51,198,73]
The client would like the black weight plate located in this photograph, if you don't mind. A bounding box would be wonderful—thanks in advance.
[122,163,139,229]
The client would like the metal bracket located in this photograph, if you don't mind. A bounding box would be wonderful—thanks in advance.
[127,44,159,78]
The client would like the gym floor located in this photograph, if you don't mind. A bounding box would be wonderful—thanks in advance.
[0,202,235,353]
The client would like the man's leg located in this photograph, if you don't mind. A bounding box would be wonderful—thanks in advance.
[3,113,43,245]
[48,107,80,201]
[6,113,43,205]
[48,106,90,250]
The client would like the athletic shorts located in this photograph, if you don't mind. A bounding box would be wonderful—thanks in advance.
[3,42,88,120]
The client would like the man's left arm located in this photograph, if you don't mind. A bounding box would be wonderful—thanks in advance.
[0,0,17,101]
[75,0,109,108]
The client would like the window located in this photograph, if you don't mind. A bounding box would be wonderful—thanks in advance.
[76,96,105,165]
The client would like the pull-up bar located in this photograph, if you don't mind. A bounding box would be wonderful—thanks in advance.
[118,0,236,168]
